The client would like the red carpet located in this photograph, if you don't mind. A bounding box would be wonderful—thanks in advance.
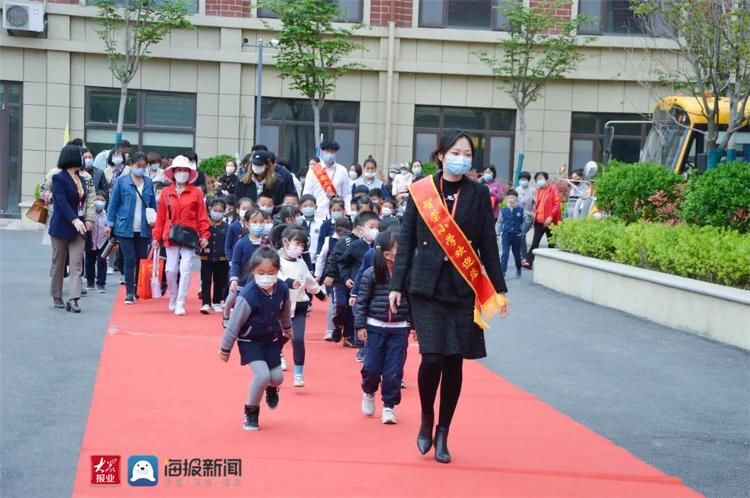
[72,277,701,497]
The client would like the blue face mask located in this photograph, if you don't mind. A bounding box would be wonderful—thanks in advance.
[210,211,224,221]
[131,167,146,177]
[443,155,472,177]
[301,207,316,218]
[250,224,264,236]
[94,200,106,211]
[322,153,336,166]
[331,211,343,221]
[295,215,305,226]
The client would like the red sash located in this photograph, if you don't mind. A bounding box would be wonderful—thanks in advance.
[409,177,508,329]
[311,162,337,197]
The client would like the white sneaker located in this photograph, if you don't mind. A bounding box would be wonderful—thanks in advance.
[280,355,287,371]
[212,304,223,313]
[293,374,304,387]
[168,299,177,312]
[175,305,186,316]
[323,330,333,341]
[200,304,211,314]
[106,267,114,275]
[361,393,375,416]
[381,407,397,425]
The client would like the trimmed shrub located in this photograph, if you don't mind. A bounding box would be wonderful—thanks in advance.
[551,219,750,290]
[198,154,234,177]
[594,161,684,223]
[682,162,750,233]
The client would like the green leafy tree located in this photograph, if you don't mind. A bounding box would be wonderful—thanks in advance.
[476,0,590,184]
[96,0,192,145]
[632,0,750,166]
[258,0,363,148]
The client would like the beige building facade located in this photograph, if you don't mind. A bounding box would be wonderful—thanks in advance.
[0,0,674,219]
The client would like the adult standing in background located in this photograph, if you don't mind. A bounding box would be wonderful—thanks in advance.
[83,148,108,194]
[391,163,414,201]
[523,171,560,270]
[145,152,170,184]
[514,171,535,262]
[49,145,94,313]
[303,141,353,219]
[235,150,290,206]
[216,159,240,196]
[411,161,425,181]
[107,152,157,304]
[186,152,207,189]
[353,156,383,194]
[481,165,505,220]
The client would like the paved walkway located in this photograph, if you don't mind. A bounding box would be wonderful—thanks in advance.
[1,229,748,497]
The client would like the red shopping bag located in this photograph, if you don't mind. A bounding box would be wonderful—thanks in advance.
[137,249,164,300]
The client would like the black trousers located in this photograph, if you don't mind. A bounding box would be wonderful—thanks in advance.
[200,259,229,305]
[85,244,107,287]
[527,222,554,264]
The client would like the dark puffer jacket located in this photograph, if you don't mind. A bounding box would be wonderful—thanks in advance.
[354,267,411,330]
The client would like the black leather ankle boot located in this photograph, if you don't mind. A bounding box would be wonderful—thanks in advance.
[417,413,434,455]
[434,426,451,463]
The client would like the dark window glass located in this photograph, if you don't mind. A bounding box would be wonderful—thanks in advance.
[414,106,441,128]
[489,110,515,131]
[569,111,651,171]
[0,81,22,216]
[97,0,198,14]
[443,107,485,130]
[419,0,515,30]
[579,0,646,35]
[88,90,137,125]
[144,93,195,128]
[259,0,362,22]
[331,102,358,124]
[572,113,597,133]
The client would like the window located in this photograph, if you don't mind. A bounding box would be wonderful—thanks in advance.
[259,98,359,172]
[0,81,22,217]
[258,0,363,23]
[578,0,646,35]
[413,106,516,179]
[92,0,199,14]
[569,112,651,171]
[85,87,196,158]
[419,0,512,30]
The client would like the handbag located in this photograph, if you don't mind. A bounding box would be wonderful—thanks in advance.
[132,183,157,225]
[150,249,164,299]
[166,193,199,248]
[26,198,48,224]
[137,252,153,300]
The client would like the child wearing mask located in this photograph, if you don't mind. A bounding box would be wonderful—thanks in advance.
[316,198,346,256]
[316,216,352,341]
[333,211,380,361]
[86,191,110,292]
[219,247,292,431]
[224,209,266,328]
[355,230,410,424]
[499,190,524,278]
[200,198,230,314]
[257,192,275,218]
[298,194,322,268]
[278,226,327,387]
[225,197,254,261]
[515,171,536,263]
[223,194,238,224]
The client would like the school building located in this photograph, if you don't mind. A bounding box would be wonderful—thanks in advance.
[0,0,674,220]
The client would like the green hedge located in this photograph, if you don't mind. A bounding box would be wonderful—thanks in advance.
[682,162,750,233]
[551,219,750,290]
[199,154,234,177]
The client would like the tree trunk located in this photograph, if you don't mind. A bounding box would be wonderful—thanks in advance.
[115,80,128,147]
[706,117,721,169]
[514,107,527,186]
[312,101,321,153]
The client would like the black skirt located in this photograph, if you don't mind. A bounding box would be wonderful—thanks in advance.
[409,294,486,360]
[237,336,284,367]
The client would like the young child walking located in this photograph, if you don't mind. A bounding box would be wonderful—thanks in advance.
[355,231,410,424]
[200,198,229,314]
[85,191,109,293]
[316,216,352,341]
[219,246,292,431]
[499,189,524,278]
[224,209,266,327]
[278,226,327,387]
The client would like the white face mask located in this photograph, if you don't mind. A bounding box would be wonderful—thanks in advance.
[536,178,547,188]
[149,163,160,171]
[174,171,189,184]
[364,171,376,179]
[84,158,94,168]
[349,170,358,180]
[381,207,393,217]
[364,227,379,243]
[252,165,267,176]
[112,156,123,166]
[238,209,247,220]
[255,274,277,290]
[412,167,422,176]
[226,166,236,175]
[286,244,304,259]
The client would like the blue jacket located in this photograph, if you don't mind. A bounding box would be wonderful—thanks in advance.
[107,174,156,239]
[500,206,525,235]
[230,236,262,286]
[225,219,245,258]
[351,247,375,298]
[316,218,335,256]
[49,171,88,240]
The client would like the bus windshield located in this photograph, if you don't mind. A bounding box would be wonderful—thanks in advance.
[640,108,691,171]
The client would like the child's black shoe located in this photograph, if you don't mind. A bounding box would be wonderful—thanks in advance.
[265,387,280,409]
[243,405,259,431]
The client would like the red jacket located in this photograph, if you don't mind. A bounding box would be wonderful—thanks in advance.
[153,184,211,246]
[534,185,561,225]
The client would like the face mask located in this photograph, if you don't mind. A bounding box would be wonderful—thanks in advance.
[226,166,236,175]
[84,158,94,168]
[238,209,247,220]
[259,206,273,215]
[443,155,472,177]
[295,215,305,226]
[112,156,123,166]
[519,179,529,188]
[301,207,316,218]
[389,172,396,180]
[210,211,224,221]
[483,173,494,182]
[94,200,106,211]
[262,222,274,235]
[349,170,358,180]
[364,171,376,179]
[323,153,336,166]
[252,165,267,176]
[286,244,303,259]
[364,227,379,243]
[255,274,277,290]
[131,167,145,177]
[331,211,343,221]
[381,207,393,217]
[174,171,189,184]
[249,224,264,237]
[412,167,422,176]
[149,163,160,172]
[536,178,547,188]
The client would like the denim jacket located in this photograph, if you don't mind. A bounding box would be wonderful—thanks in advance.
[107,174,156,239]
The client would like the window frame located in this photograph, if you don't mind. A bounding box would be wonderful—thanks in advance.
[568,112,651,171]
[418,0,512,31]
[84,86,196,153]
[578,0,647,36]
[258,0,363,23]
[0,80,23,218]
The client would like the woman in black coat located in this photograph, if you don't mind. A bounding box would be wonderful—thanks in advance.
[390,130,508,463]
[235,150,288,207]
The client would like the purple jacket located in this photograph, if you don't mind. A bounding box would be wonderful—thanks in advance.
[485,179,506,219]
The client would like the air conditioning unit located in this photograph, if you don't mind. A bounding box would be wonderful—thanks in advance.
[3,1,46,33]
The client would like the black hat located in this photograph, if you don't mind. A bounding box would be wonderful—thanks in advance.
[320,140,340,152]
[252,150,272,166]
[57,144,83,170]
[118,139,131,148]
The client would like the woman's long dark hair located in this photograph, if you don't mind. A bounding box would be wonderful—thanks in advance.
[431,129,475,169]
[373,230,398,284]
[240,152,277,190]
